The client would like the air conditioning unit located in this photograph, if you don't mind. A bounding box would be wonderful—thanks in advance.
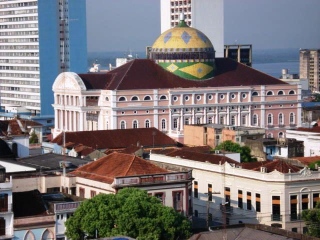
[215,150,220,154]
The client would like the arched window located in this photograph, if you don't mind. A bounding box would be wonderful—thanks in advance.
[160,95,167,100]
[290,113,295,124]
[253,114,258,125]
[144,96,151,101]
[105,96,109,101]
[279,113,284,125]
[278,90,284,95]
[266,91,273,96]
[289,90,295,95]
[131,96,139,101]
[145,120,150,128]
[196,117,201,124]
[120,121,126,129]
[118,96,126,101]
[208,117,213,124]
[267,114,273,124]
[132,120,138,129]
[42,229,54,240]
[267,133,273,138]
[242,115,246,125]
[278,132,284,138]
[161,119,166,130]
[252,91,259,96]
[24,230,35,240]
[185,118,189,125]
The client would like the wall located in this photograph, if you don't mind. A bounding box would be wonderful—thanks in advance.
[184,125,206,146]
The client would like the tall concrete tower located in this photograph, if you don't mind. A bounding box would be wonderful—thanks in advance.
[0,0,87,117]
[300,49,320,91]
[160,0,224,57]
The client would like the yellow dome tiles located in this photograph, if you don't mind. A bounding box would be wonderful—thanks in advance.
[152,27,213,49]
[179,63,214,79]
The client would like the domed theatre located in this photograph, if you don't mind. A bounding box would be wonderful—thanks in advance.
[149,14,216,80]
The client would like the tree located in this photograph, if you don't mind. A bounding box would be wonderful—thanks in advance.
[65,188,191,240]
[308,160,320,170]
[302,202,320,237]
[214,140,256,163]
[29,130,38,144]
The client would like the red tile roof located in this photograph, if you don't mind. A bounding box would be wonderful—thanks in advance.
[158,148,239,165]
[78,58,286,91]
[293,156,320,165]
[0,119,42,136]
[294,126,320,133]
[70,152,169,184]
[241,160,302,173]
[51,127,178,150]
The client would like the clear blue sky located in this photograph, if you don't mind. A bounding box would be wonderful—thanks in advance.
[86,0,320,52]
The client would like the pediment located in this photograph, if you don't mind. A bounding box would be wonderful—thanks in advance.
[52,72,87,91]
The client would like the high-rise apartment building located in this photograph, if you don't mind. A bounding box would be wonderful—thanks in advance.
[0,0,87,117]
[299,49,320,91]
[160,0,224,57]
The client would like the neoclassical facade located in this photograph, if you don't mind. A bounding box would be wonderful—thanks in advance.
[52,17,302,142]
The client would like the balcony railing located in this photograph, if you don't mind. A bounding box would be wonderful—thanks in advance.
[267,124,274,128]
[271,214,282,221]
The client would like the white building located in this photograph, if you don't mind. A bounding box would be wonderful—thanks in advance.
[160,0,224,57]
[286,127,320,157]
[150,150,320,233]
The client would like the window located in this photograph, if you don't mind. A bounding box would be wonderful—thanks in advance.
[208,94,213,100]
[290,113,295,124]
[242,93,247,99]
[173,191,183,212]
[144,96,151,100]
[256,193,261,212]
[313,193,319,208]
[131,96,139,101]
[196,117,201,124]
[105,96,109,101]
[220,94,225,100]
[118,96,126,101]
[292,228,297,233]
[155,192,165,205]
[161,119,166,130]
[208,117,213,124]
[267,114,273,124]
[247,192,252,210]
[231,115,235,125]
[185,118,190,125]
[0,194,8,212]
[289,90,295,95]
[253,114,258,125]
[133,120,138,129]
[272,196,281,221]
[278,132,284,138]
[231,93,236,99]
[160,95,167,100]
[252,91,259,96]
[302,194,309,210]
[144,120,150,128]
[208,184,212,201]
[290,195,298,220]
[194,181,198,198]
[196,95,201,101]
[173,118,178,129]
[173,96,178,101]
[242,115,246,125]
[184,95,189,101]
[220,116,224,124]
[278,113,283,125]
[238,190,243,209]
[120,121,126,129]
[266,91,273,96]
[194,210,198,217]
[225,187,230,204]
[278,90,284,95]
[79,188,85,198]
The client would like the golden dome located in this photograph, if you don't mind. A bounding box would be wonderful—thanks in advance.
[152,22,214,50]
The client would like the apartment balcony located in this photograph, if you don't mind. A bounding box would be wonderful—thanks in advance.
[271,214,282,221]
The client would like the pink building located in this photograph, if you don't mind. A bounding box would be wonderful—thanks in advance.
[52,18,301,142]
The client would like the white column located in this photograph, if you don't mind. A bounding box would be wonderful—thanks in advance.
[180,109,184,130]
[55,109,58,130]
[80,112,84,131]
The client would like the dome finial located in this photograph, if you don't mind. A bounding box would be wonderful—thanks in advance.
[178,12,188,27]
[179,12,185,21]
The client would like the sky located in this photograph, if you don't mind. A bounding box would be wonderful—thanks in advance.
[86,0,320,53]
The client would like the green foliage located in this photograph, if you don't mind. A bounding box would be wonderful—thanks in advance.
[214,140,256,163]
[29,130,38,144]
[302,202,320,237]
[308,160,320,170]
[65,188,191,240]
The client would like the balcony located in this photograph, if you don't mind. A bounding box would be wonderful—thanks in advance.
[271,214,282,221]
[267,124,274,128]
[289,123,297,128]
[278,124,285,128]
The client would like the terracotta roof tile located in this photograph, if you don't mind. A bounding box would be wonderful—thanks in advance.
[70,152,169,184]
[78,58,287,91]
[242,160,302,173]
[293,156,320,165]
[294,126,320,133]
[51,128,178,150]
